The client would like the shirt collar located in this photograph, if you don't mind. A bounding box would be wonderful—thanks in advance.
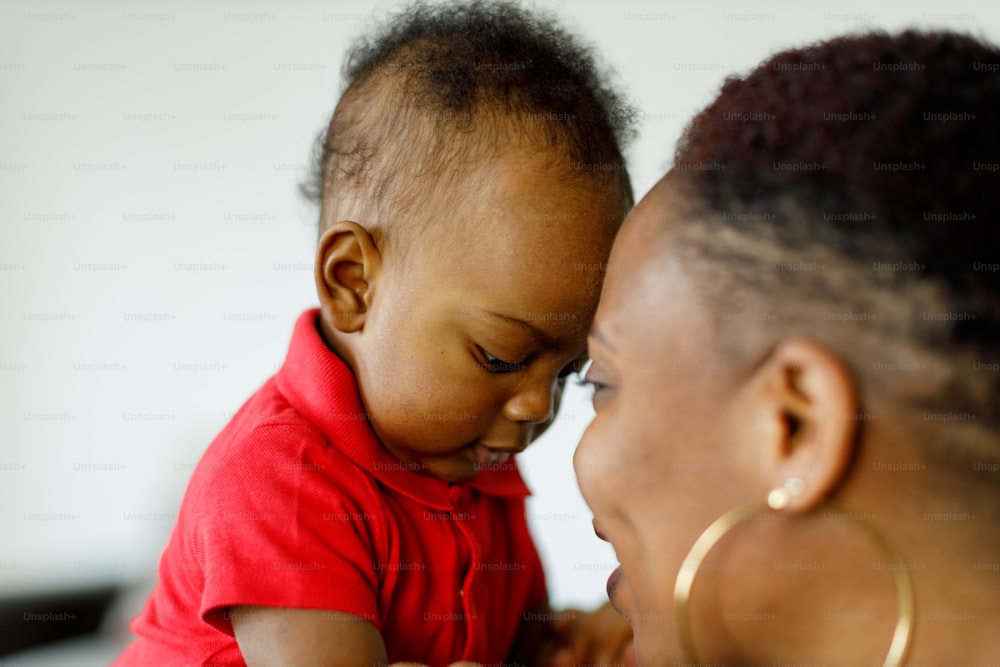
[275,309,532,509]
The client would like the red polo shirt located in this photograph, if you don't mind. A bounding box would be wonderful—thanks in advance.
[113,309,546,667]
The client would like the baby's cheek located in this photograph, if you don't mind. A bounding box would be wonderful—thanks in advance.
[550,379,565,412]
[418,384,494,441]
[525,419,551,444]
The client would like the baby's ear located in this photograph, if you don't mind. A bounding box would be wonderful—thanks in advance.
[315,221,381,333]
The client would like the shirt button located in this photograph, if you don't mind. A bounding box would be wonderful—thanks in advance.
[449,484,471,507]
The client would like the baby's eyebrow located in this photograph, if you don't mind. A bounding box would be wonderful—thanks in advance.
[482,310,559,348]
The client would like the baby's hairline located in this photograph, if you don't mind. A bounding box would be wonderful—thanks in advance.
[315,118,631,249]
[312,61,634,238]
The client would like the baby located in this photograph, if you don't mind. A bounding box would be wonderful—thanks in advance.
[112,2,633,665]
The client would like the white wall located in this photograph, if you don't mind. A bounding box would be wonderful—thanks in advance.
[2,0,998,612]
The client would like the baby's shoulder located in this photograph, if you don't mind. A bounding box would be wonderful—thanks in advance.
[188,381,381,508]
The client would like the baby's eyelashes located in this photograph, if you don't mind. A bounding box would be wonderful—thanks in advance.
[479,348,528,374]
[476,345,589,382]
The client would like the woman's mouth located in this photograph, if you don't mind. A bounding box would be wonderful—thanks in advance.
[594,522,625,603]
[607,565,623,598]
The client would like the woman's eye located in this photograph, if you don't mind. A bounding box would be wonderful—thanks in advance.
[480,349,526,374]
[576,377,605,395]
[576,373,612,407]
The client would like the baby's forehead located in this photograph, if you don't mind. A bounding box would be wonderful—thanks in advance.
[396,176,616,286]
[411,154,620,231]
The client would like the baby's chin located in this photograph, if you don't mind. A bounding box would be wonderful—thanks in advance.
[415,444,501,483]
[422,453,482,484]
[431,468,479,484]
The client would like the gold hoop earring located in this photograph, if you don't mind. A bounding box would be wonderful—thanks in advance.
[673,500,915,667]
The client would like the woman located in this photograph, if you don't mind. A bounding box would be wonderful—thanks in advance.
[575,30,1000,666]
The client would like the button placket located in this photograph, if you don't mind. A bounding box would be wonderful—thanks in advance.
[448,484,477,653]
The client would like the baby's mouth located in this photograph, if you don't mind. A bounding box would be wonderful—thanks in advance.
[471,443,511,468]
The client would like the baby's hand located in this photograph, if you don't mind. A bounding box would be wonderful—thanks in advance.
[547,603,636,667]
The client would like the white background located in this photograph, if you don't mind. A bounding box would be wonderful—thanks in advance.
[2,0,998,617]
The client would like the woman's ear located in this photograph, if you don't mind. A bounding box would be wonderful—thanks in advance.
[314,221,382,334]
[749,338,861,513]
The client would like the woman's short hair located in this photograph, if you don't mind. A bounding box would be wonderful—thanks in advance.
[671,31,999,476]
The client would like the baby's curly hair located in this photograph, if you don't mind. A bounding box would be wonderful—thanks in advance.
[303,0,635,243]
[671,30,1000,472]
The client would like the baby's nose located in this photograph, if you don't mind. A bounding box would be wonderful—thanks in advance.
[502,385,554,425]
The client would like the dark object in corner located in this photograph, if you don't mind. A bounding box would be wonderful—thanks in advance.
[0,585,118,657]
